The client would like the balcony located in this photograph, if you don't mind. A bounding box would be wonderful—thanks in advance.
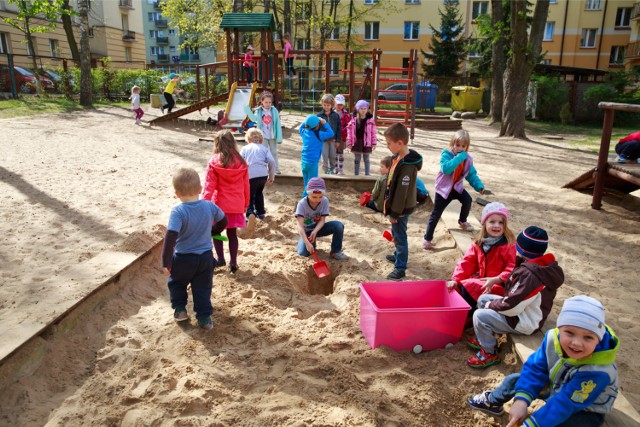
[119,0,133,9]
[179,53,200,61]
[626,41,640,58]
[122,30,136,41]
[157,54,169,62]
[632,2,640,20]
[156,37,169,44]
[155,19,167,28]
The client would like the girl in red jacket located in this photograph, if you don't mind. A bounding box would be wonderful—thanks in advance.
[447,202,516,317]
[201,130,250,273]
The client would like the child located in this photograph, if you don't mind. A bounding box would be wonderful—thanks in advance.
[240,128,275,223]
[283,33,297,79]
[295,177,348,260]
[161,73,182,114]
[447,202,516,319]
[130,85,143,125]
[615,131,640,163]
[383,123,423,281]
[299,115,334,196]
[244,91,283,174]
[468,295,619,427]
[364,156,393,213]
[467,226,565,368]
[334,94,350,175]
[416,177,429,204]
[423,129,485,250]
[318,93,341,175]
[243,45,255,85]
[201,130,250,273]
[162,168,228,330]
[347,99,377,176]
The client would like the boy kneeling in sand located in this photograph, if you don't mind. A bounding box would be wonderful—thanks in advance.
[468,295,619,427]
[162,168,227,330]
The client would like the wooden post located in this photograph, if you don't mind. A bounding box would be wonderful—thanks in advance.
[226,29,233,91]
[591,108,614,210]
[349,52,355,112]
[372,49,381,119]
[234,28,240,85]
[324,52,331,95]
[410,49,417,143]
[260,29,266,85]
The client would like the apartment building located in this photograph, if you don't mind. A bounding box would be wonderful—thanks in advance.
[141,0,216,67]
[0,0,146,69]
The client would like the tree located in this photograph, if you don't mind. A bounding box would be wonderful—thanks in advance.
[500,0,549,138]
[422,2,467,77]
[160,0,231,52]
[78,0,92,107]
[59,0,79,62]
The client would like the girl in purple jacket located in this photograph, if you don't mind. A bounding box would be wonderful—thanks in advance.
[346,100,377,175]
[423,130,485,250]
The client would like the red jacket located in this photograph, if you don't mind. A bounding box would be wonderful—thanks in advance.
[451,240,516,301]
[618,131,640,144]
[201,154,250,214]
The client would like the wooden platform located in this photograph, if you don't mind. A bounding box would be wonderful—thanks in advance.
[564,155,640,194]
[441,207,640,426]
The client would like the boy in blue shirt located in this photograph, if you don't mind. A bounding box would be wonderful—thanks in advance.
[162,168,227,330]
[299,115,334,197]
[467,295,619,427]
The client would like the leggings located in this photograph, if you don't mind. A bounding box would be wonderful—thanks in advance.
[134,108,144,120]
[424,189,472,241]
[354,153,370,176]
[213,228,239,267]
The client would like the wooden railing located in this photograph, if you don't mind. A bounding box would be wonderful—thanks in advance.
[626,41,640,58]
[631,2,640,20]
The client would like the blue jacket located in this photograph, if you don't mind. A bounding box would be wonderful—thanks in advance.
[300,122,334,164]
[516,327,619,427]
[244,105,283,143]
[434,149,483,199]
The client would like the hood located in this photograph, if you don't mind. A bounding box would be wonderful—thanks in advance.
[522,253,564,291]
[208,155,247,177]
[553,325,619,365]
[400,149,423,172]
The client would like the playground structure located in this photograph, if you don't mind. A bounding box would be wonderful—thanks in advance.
[150,13,461,138]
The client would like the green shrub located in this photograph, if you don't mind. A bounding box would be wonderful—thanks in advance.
[533,75,569,121]
[559,103,573,125]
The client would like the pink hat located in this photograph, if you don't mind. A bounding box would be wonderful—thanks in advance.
[246,45,255,51]
[481,202,509,225]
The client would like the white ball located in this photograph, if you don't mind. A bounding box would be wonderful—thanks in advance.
[445,343,454,349]
[413,344,423,354]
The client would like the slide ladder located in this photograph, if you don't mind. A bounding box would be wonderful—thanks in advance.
[374,50,417,127]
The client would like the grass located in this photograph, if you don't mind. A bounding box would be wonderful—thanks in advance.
[0,97,122,119]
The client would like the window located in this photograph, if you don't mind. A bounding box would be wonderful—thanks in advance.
[149,30,158,38]
[364,22,379,40]
[168,29,176,35]
[542,59,552,65]
[125,47,131,62]
[88,27,94,38]
[295,38,309,50]
[329,58,339,76]
[544,22,554,41]
[472,2,488,20]
[405,0,420,3]
[0,32,9,54]
[580,29,597,48]
[169,45,176,52]
[444,0,459,4]
[404,21,419,40]
[49,39,59,58]
[610,46,625,65]
[364,0,378,4]
[157,46,165,54]
[121,14,129,31]
[550,0,557,3]
[585,0,600,10]
[615,8,631,28]
[328,25,340,40]
[150,46,157,55]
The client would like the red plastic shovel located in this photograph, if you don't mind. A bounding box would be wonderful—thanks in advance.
[312,251,330,278]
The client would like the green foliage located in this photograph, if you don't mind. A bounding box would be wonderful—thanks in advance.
[559,103,572,125]
[160,0,231,50]
[423,3,467,77]
[3,0,67,34]
[466,2,511,78]
[533,75,569,121]
[606,69,634,95]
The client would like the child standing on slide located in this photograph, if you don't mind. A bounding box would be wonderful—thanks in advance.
[245,91,283,174]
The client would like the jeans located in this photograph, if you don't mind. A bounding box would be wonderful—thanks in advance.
[424,189,472,241]
[473,294,518,352]
[354,153,371,175]
[301,161,319,197]
[391,215,409,271]
[167,251,214,320]
[297,221,344,256]
[248,176,268,216]
[244,65,254,84]
[322,140,337,171]
[615,140,640,160]
[489,373,605,427]
[163,92,175,113]
[264,138,280,173]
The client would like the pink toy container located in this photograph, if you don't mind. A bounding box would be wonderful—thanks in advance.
[359,280,471,352]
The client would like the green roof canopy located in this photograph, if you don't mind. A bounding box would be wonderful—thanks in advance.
[219,13,276,32]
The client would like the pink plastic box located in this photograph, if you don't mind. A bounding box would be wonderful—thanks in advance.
[359,280,471,352]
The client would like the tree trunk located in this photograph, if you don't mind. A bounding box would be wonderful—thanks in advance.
[283,0,291,35]
[61,0,79,62]
[343,0,354,74]
[489,0,504,125]
[22,14,42,95]
[500,0,549,138]
[79,0,92,107]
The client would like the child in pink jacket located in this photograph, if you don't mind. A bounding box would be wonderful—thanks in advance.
[346,99,377,176]
[201,130,250,273]
[447,202,516,318]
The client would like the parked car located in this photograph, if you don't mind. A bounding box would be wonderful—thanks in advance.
[378,83,409,101]
[0,65,55,93]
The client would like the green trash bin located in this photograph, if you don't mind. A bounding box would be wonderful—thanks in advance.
[450,86,483,112]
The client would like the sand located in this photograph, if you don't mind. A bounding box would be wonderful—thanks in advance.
[0,106,638,426]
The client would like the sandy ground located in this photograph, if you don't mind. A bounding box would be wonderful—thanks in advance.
[0,105,638,426]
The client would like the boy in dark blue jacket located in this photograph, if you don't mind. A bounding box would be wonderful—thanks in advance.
[467,295,619,427]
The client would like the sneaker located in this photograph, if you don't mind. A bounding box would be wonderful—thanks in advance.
[161,105,165,114]
[459,221,474,232]
[385,254,396,263]
[135,119,141,125]
[230,264,238,273]
[246,213,256,233]
[386,269,405,281]
[257,214,265,220]
[422,239,434,250]
[616,154,628,163]
[466,391,505,416]
[324,169,333,175]
[198,316,214,330]
[336,171,344,176]
[467,348,501,369]
[276,171,282,175]
[174,307,188,322]
[330,251,349,260]
[215,258,226,268]
[467,336,482,350]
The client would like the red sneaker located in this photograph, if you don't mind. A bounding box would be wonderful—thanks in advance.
[467,348,501,369]
[467,336,482,350]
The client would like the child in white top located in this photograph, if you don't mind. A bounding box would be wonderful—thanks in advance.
[130,85,143,125]
[240,128,276,221]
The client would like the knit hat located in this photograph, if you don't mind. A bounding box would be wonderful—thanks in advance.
[246,45,255,51]
[335,94,346,105]
[557,295,606,340]
[169,73,178,79]
[307,177,326,194]
[481,202,509,225]
[516,226,548,259]
[355,99,370,110]
[304,115,320,129]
